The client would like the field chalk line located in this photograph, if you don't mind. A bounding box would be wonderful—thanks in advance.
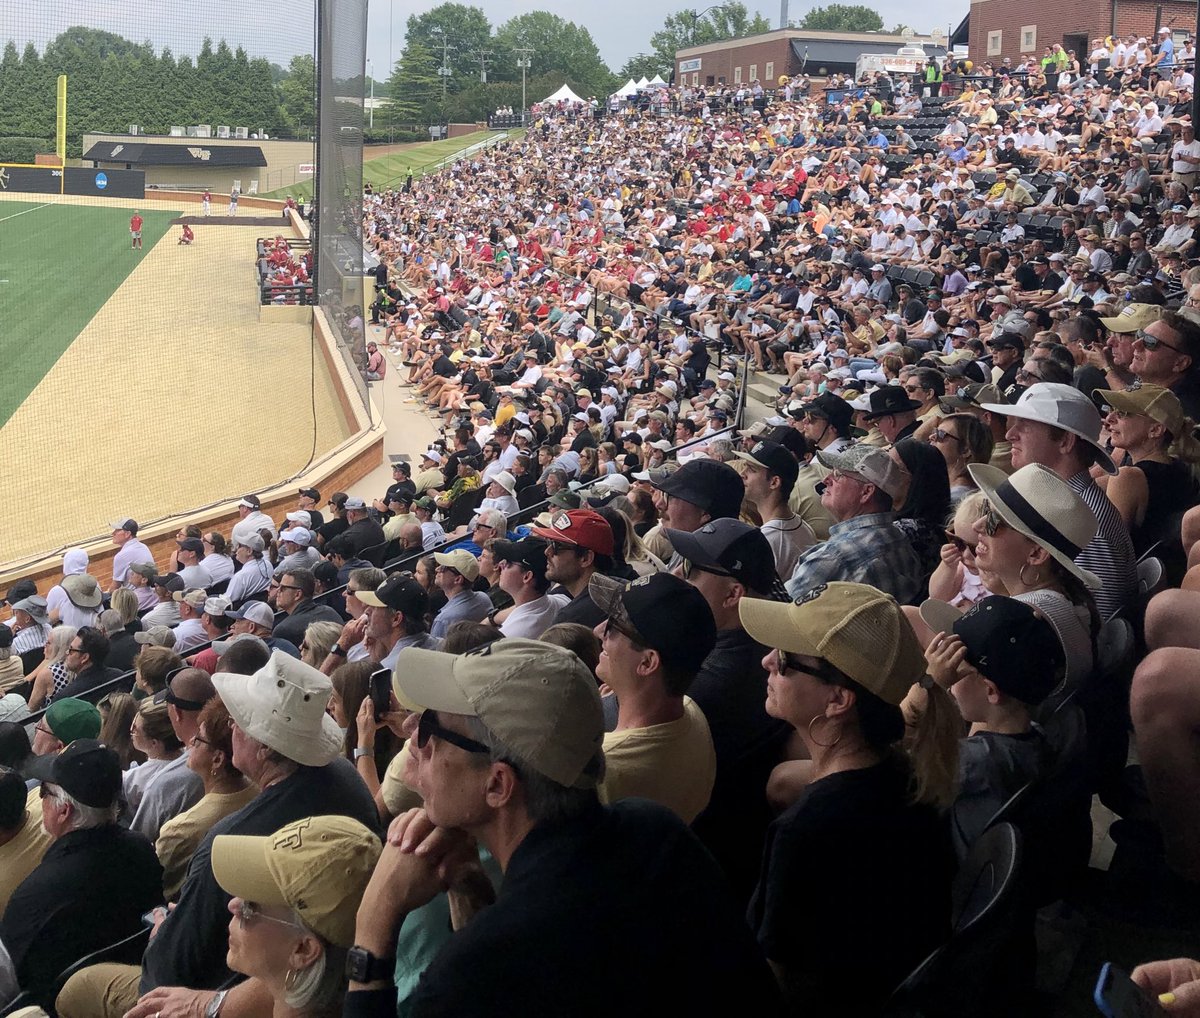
[0,202,52,225]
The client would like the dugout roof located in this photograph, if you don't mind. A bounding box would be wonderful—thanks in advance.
[83,142,268,167]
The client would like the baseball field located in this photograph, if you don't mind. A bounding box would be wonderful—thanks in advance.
[0,191,353,569]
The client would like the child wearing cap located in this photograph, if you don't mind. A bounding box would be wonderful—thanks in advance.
[918,595,1067,859]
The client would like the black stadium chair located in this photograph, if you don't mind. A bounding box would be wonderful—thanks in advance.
[885,823,1025,1017]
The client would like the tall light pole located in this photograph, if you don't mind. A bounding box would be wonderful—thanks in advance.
[431,25,452,123]
[690,5,729,46]
[366,58,374,129]
[515,46,533,113]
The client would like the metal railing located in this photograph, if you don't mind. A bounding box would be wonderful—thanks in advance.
[18,355,749,729]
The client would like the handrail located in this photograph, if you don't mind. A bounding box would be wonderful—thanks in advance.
[20,358,749,728]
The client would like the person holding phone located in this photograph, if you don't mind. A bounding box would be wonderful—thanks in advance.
[1131,958,1200,1013]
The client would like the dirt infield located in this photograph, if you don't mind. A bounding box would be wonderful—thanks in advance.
[0,191,352,569]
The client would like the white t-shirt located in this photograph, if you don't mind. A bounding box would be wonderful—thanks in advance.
[761,514,818,581]
[499,593,570,639]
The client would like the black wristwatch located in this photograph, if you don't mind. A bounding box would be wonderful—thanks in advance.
[346,945,396,983]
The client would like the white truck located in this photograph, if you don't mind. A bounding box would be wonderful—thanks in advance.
[855,46,931,82]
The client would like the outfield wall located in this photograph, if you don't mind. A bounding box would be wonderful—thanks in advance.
[0,164,145,197]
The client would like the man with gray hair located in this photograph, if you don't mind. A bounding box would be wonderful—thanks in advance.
[170,589,209,654]
[3,740,162,1006]
[273,526,320,576]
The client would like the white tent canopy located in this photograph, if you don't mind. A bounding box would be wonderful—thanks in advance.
[542,83,585,104]
[648,74,666,85]
[635,76,649,88]
[613,78,639,98]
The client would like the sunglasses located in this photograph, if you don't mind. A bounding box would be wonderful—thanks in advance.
[930,428,963,445]
[1135,329,1183,353]
[415,710,489,755]
[944,530,978,554]
[980,499,1008,536]
[235,900,306,931]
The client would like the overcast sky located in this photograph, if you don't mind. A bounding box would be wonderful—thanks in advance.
[2,0,964,75]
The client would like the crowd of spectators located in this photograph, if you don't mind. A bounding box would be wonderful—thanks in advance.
[8,51,1200,1016]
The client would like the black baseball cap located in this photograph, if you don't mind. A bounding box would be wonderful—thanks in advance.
[298,487,322,500]
[986,332,1025,352]
[588,572,717,674]
[153,572,185,593]
[652,459,745,520]
[733,440,799,490]
[862,386,923,419]
[665,519,784,596]
[920,596,1065,705]
[358,572,429,618]
[793,392,853,431]
[177,537,204,553]
[0,578,37,607]
[26,739,122,808]
[490,537,549,581]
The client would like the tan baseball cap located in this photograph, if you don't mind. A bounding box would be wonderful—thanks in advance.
[211,815,381,948]
[739,582,927,705]
[1095,383,1187,434]
[815,443,906,499]
[1100,303,1163,333]
[173,588,207,609]
[433,549,481,582]
[393,639,605,788]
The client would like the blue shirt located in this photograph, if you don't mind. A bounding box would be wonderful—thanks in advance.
[430,589,493,638]
[1159,36,1175,69]
[786,512,923,605]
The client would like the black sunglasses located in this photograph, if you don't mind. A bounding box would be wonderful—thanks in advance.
[416,710,489,755]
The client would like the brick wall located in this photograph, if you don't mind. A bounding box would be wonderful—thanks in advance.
[969,0,1195,67]
[675,39,795,88]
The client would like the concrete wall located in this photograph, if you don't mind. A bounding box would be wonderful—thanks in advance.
[967,0,1195,66]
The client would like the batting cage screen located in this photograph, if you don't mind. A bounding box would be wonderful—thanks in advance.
[0,0,370,572]
[315,0,371,422]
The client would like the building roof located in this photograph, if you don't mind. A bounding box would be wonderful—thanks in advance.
[82,142,268,167]
[791,38,946,67]
[676,27,947,58]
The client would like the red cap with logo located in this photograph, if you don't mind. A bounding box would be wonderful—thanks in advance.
[530,509,615,557]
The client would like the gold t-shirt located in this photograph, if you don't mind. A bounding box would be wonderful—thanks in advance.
[0,807,52,913]
[156,784,258,901]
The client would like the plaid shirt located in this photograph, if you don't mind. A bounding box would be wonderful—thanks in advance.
[785,512,924,606]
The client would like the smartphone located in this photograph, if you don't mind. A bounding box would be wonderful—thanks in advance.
[142,907,165,929]
[1094,962,1165,1018]
[369,668,392,722]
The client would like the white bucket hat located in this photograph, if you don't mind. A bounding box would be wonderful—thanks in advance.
[213,650,344,767]
[490,470,517,496]
[980,382,1116,474]
[968,463,1101,589]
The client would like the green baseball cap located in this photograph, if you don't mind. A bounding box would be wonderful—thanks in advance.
[45,697,102,744]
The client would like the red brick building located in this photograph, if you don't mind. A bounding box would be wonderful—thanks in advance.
[965,0,1194,67]
[674,29,946,88]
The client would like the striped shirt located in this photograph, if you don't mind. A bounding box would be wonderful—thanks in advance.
[1067,471,1137,621]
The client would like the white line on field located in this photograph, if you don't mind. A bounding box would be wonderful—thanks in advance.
[0,202,52,224]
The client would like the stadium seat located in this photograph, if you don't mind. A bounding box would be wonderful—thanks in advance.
[884,823,1026,1017]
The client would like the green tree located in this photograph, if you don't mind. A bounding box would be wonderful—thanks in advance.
[279,53,316,137]
[494,12,614,97]
[619,54,666,82]
[650,2,772,68]
[403,3,494,92]
[385,40,440,124]
[796,4,884,32]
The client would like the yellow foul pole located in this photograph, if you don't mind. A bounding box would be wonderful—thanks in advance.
[56,74,67,193]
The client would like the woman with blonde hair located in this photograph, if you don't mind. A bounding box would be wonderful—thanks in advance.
[110,587,141,628]
[1097,384,1200,564]
[98,692,144,769]
[300,620,343,670]
[740,583,959,1015]
[26,625,76,711]
[124,699,184,813]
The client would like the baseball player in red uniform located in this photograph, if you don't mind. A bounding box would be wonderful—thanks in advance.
[130,212,143,250]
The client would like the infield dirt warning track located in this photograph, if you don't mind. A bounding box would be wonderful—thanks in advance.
[0,191,351,569]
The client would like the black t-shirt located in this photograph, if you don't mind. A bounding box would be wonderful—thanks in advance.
[689,338,711,378]
[317,516,349,546]
[747,754,953,1015]
[431,354,456,377]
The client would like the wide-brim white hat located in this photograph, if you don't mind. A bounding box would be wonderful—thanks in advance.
[980,382,1116,474]
[213,650,344,767]
[968,463,1101,589]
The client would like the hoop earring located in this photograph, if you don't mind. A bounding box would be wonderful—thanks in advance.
[807,713,842,749]
[1019,562,1042,587]
[284,968,298,991]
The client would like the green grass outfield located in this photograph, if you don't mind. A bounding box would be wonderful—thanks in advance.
[261,128,525,201]
[0,200,179,427]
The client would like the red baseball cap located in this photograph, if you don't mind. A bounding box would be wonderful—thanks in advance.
[529,509,614,557]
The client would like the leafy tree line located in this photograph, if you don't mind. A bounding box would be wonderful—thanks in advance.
[0,26,313,160]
